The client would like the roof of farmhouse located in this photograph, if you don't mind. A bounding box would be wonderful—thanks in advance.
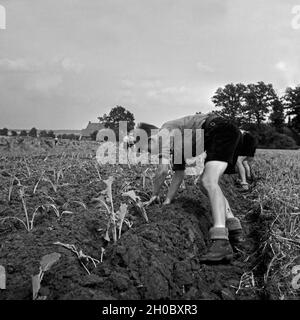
[81,121,105,137]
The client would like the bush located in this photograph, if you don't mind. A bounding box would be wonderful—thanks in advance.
[28,127,38,137]
[282,127,300,145]
[0,128,8,136]
[242,124,298,149]
[20,130,28,136]
[267,132,298,149]
[57,134,80,140]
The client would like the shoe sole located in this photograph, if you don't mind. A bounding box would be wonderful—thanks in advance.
[199,254,233,263]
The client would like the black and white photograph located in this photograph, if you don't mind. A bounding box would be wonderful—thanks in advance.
[0,0,299,308]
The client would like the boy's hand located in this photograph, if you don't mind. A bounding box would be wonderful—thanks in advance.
[143,195,161,207]
[162,198,172,205]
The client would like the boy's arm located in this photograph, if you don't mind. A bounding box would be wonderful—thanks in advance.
[164,170,185,204]
[144,128,172,206]
[144,163,169,206]
[153,163,169,195]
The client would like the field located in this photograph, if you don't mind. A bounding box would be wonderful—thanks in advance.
[0,137,299,300]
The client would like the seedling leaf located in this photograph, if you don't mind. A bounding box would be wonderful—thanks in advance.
[32,252,61,300]
[104,230,111,242]
[122,190,148,223]
[40,252,61,272]
[116,203,128,239]
[122,190,139,202]
[0,265,6,290]
[32,274,41,300]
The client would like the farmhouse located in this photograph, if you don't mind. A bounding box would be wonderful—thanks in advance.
[80,121,105,140]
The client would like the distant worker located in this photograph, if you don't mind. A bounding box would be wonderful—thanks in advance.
[236,130,258,191]
[123,132,136,150]
[54,137,59,146]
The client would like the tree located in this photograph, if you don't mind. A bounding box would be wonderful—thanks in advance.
[20,130,27,136]
[98,105,135,140]
[0,128,8,136]
[11,130,18,136]
[39,130,55,138]
[270,98,285,131]
[211,83,247,126]
[47,130,56,138]
[39,130,48,138]
[58,134,79,140]
[28,127,37,137]
[283,86,300,132]
[244,82,278,126]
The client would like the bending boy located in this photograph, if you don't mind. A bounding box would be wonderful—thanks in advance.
[135,114,244,263]
[236,130,258,191]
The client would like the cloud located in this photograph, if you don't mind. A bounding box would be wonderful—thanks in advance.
[121,79,135,88]
[60,57,84,73]
[0,57,84,74]
[275,60,299,87]
[0,58,41,72]
[26,74,63,93]
[196,62,214,73]
[275,61,288,72]
[146,83,214,108]
[140,79,163,89]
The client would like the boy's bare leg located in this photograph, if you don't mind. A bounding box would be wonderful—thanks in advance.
[243,158,252,180]
[199,161,234,262]
[201,161,228,227]
[236,156,247,184]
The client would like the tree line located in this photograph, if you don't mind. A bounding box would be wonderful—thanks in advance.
[211,82,300,148]
[1,82,299,149]
[0,127,56,138]
[96,86,299,149]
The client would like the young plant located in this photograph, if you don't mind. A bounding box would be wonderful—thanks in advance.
[100,247,105,263]
[122,190,149,223]
[42,168,64,193]
[93,177,134,243]
[94,162,102,182]
[54,242,99,275]
[23,158,32,178]
[8,175,20,202]
[141,168,153,190]
[0,205,45,232]
[94,176,118,243]
[44,203,73,220]
[62,200,87,211]
[32,252,61,300]
[33,170,45,194]
[3,177,45,231]
[115,203,131,239]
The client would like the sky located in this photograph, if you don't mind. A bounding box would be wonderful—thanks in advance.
[0,0,299,130]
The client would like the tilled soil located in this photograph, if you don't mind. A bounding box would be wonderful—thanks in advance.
[0,150,270,300]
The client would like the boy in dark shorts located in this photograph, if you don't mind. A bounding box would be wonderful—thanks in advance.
[134,114,244,263]
[236,131,257,191]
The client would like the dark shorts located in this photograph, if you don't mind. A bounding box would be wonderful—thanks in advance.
[238,132,257,157]
[172,117,242,174]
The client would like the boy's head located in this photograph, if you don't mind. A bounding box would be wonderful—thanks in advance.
[130,122,160,153]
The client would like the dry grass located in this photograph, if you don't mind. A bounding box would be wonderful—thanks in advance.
[253,149,300,299]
